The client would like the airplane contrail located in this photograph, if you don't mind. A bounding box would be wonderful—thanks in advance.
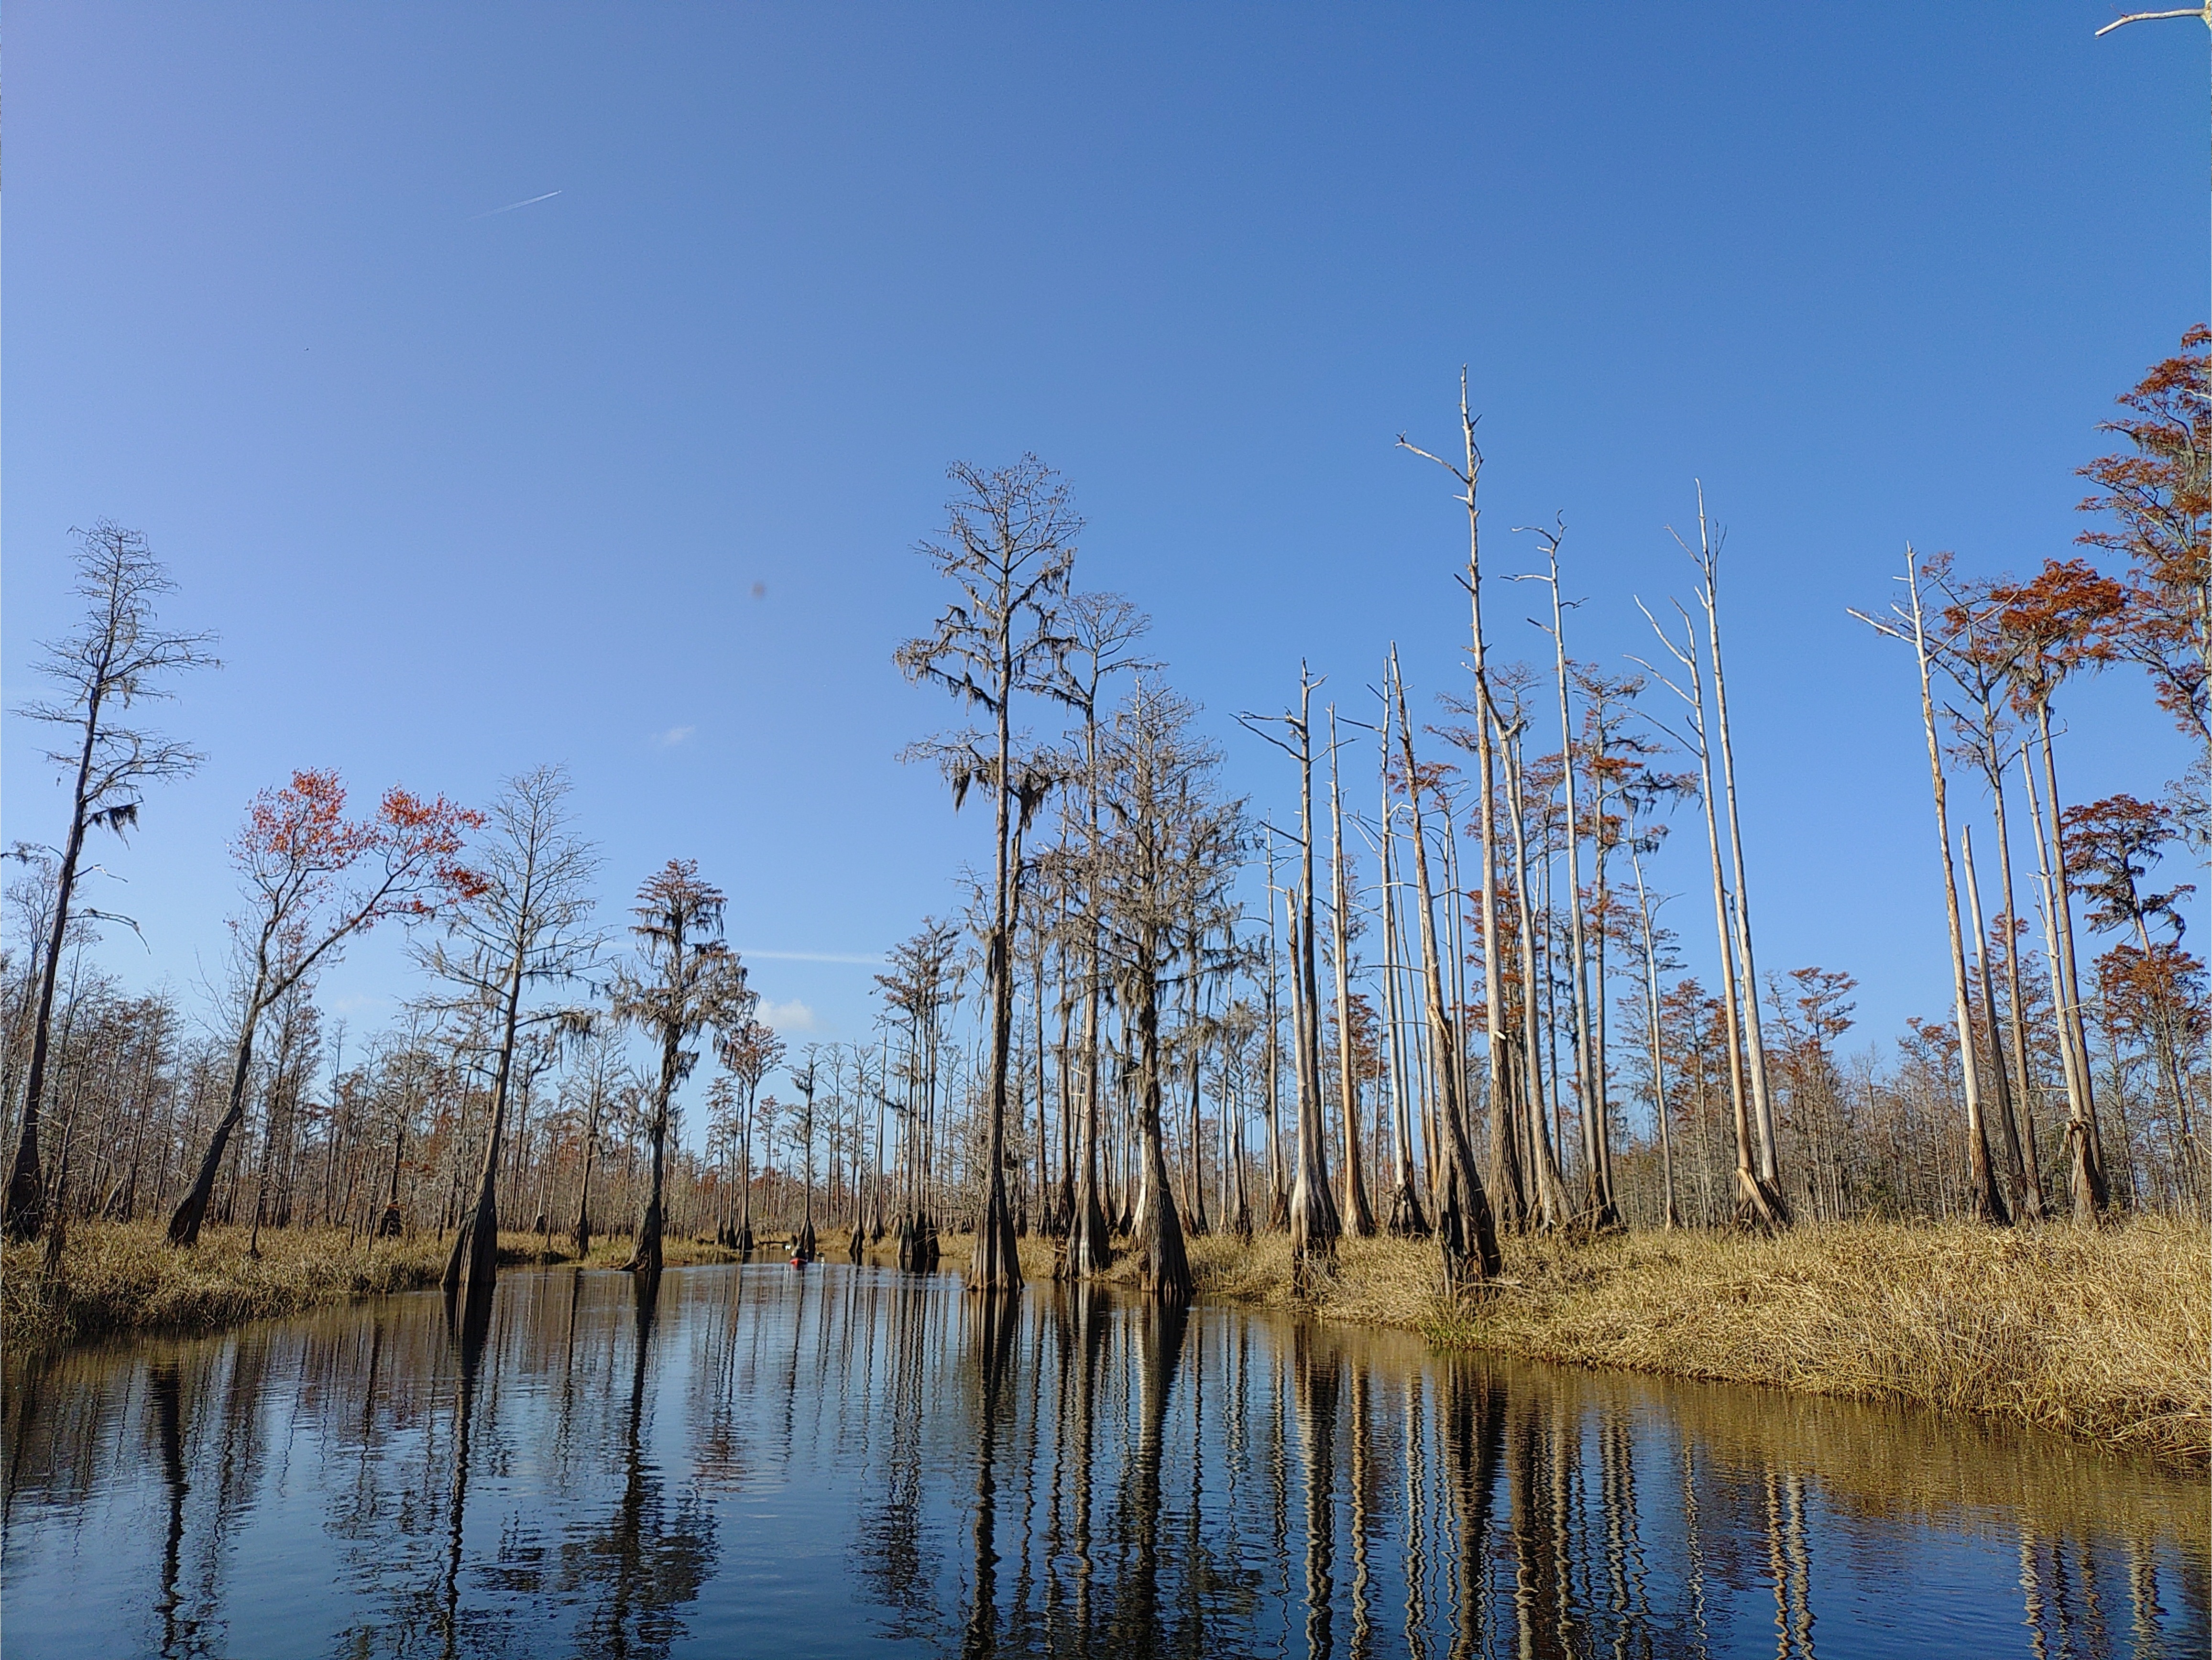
[736,949,886,966]
[471,189,562,220]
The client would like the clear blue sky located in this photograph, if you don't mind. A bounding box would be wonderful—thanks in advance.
[4,4,2200,1105]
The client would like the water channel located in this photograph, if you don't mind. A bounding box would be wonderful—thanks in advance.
[2,1263,2203,1658]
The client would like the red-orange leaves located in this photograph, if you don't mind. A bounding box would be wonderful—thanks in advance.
[231,770,484,978]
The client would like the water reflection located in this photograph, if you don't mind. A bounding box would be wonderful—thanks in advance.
[3,1265,2203,1659]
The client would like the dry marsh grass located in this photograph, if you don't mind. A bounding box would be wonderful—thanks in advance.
[11,1216,2200,1468]
[1126,1217,2208,1468]
[1,1222,743,1353]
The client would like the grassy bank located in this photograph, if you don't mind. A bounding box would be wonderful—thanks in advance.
[0,1222,743,1353]
[10,1217,2201,1470]
[1110,1219,2208,1468]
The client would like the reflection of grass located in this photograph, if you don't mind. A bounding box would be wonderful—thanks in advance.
[0,1222,743,1352]
[1120,1218,2207,1468]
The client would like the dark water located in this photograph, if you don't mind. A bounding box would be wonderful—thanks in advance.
[2,1264,2203,1659]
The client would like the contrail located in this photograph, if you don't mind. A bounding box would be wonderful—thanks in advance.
[471,189,562,220]
[736,949,886,966]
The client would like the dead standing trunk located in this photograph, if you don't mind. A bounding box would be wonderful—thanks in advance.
[1629,838,1682,1229]
[1378,786,1429,1236]
[1645,596,1787,1229]
[1400,382,1525,1230]
[3,690,105,1243]
[2018,743,2110,1224]
[1327,708,1377,1237]
[1500,718,1573,1227]
[1902,556,2009,1225]
[1279,673,1342,1278]
[1962,828,2033,1221]
[1393,653,1501,1284]
[1693,505,1786,1204]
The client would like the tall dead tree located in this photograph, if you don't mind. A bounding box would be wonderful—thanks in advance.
[1512,524,1618,1228]
[1401,383,1525,1230]
[1391,650,1501,1284]
[1326,707,1377,1236]
[1929,567,2048,1219]
[1240,668,1341,1281]
[5,523,215,1241]
[1852,555,2010,1223]
[897,457,1080,1294]
[1681,494,1786,1204]
[1375,741,1429,1236]
[1636,597,1789,1228]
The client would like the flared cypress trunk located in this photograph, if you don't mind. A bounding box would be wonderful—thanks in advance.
[1129,951,1193,1303]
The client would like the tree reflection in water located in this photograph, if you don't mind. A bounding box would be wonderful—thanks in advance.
[558,1272,717,1660]
[1,1265,2204,1659]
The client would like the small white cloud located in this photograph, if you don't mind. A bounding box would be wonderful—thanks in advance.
[758,998,818,1033]
[654,725,696,748]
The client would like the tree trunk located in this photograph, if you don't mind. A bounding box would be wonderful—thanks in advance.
[1394,659,1500,1284]
[166,963,271,1247]
[1702,541,1785,1197]
[2018,740,2109,1225]
[1129,948,1192,1304]
[1988,778,2047,1220]
[1328,712,1375,1236]
[2,684,106,1242]
[446,948,526,1320]
[1962,827,2035,1221]
[1905,560,2007,1225]
[624,1027,680,1279]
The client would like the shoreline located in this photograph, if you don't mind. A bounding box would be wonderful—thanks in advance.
[0,1223,745,1355]
[1128,1220,2210,1471]
[7,1216,2202,1470]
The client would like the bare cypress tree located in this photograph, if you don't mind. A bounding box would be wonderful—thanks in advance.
[5,523,216,1241]
[1325,706,1377,1236]
[1852,554,2011,1224]
[1928,568,2047,1219]
[1401,383,1524,1230]
[609,859,756,1280]
[1634,599,1788,1228]
[1240,668,1342,1281]
[417,765,603,1324]
[1512,524,1617,1228]
[1680,496,1786,1205]
[1375,723,1429,1236]
[897,457,1079,1294]
[1390,651,1502,1285]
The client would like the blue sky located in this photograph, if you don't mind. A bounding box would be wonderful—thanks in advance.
[4,3,2200,1108]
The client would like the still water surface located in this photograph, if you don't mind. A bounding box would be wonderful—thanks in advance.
[2,1263,2203,1658]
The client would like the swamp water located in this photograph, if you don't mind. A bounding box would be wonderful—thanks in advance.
[1,1262,2202,1659]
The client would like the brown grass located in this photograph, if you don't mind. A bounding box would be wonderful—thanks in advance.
[0,1222,745,1353]
[1117,1218,2208,1468]
[11,1216,2201,1468]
